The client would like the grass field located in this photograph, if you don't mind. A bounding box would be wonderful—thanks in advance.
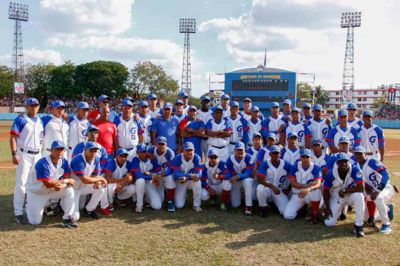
[0,122,399,265]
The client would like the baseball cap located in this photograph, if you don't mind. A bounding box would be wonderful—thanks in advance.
[253,132,262,139]
[338,136,350,144]
[51,100,66,108]
[124,96,133,101]
[347,102,357,110]
[175,99,184,105]
[157,136,167,144]
[313,104,323,111]
[207,149,218,157]
[183,142,195,150]
[243,97,252,103]
[116,148,129,156]
[51,140,66,149]
[26,98,39,106]
[188,105,198,111]
[336,152,349,162]
[139,100,148,107]
[77,101,89,109]
[288,132,298,139]
[163,102,173,109]
[85,142,100,150]
[291,107,301,113]
[283,99,292,105]
[270,145,281,153]
[271,102,279,108]
[87,125,99,132]
[201,95,211,102]
[303,103,312,109]
[179,91,189,98]
[251,106,260,112]
[98,95,109,102]
[214,105,224,112]
[267,132,277,140]
[122,99,133,107]
[235,142,245,150]
[353,146,366,154]
[300,149,312,157]
[363,110,374,117]
[312,139,323,146]
[338,109,348,117]
[147,93,157,100]
[230,101,240,107]
[221,94,230,100]
[136,144,147,153]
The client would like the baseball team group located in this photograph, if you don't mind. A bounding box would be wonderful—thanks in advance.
[9,92,396,237]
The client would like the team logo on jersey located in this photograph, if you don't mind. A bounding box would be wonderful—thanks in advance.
[369,136,377,144]
[82,129,88,137]
[130,126,137,134]
[322,127,328,136]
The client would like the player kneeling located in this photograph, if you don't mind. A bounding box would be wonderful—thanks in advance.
[70,142,108,220]
[130,144,163,213]
[256,145,291,217]
[104,148,136,210]
[323,153,366,237]
[201,150,231,211]
[354,147,395,234]
[284,149,322,223]
[27,141,77,228]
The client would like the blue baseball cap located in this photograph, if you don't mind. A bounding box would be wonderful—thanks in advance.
[122,99,133,107]
[157,136,167,144]
[207,149,218,157]
[300,149,312,157]
[271,102,279,108]
[353,146,366,153]
[163,102,173,109]
[312,139,324,146]
[338,109,348,117]
[124,96,133,101]
[230,101,240,107]
[147,93,157,100]
[235,142,246,150]
[183,142,195,150]
[270,145,281,153]
[291,107,301,113]
[136,144,147,153]
[243,97,252,103]
[179,91,189,98]
[52,100,66,108]
[267,132,277,140]
[313,104,323,111]
[363,110,374,117]
[201,95,211,102]
[214,105,224,112]
[336,152,349,162]
[85,141,100,150]
[139,100,148,107]
[253,132,262,139]
[26,98,39,106]
[251,106,260,112]
[88,125,99,132]
[175,99,184,105]
[98,95,109,102]
[221,94,230,100]
[77,101,89,109]
[51,140,66,149]
[188,105,198,111]
[347,102,357,110]
[283,99,292,105]
[303,103,312,109]
[338,136,350,144]
[288,132,298,139]
[116,148,129,156]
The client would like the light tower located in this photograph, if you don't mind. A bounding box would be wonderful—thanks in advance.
[9,2,29,112]
[179,18,196,97]
[340,11,361,105]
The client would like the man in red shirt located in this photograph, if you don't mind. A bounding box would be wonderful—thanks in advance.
[88,95,109,122]
[92,106,118,156]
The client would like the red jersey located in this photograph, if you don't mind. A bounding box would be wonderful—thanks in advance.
[92,119,117,155]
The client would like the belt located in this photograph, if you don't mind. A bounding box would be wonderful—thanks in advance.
[211,145,225,149]
[365,152,376,156]
[20,148,40,155]
[126,148,134,151]
[230,142,238,145]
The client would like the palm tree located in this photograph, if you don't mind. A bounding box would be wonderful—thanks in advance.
[314,85,329,106]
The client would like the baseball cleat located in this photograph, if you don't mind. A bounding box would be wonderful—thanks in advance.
[62,218,78,229]
[167,201,175,212]
[193,206,203,213]
[14,215,25,224]
[100,207,113,216]
[379,224,392,234]
[83,209,100,219]
[387,204,394,221]
[135,206,143,213]
[354,225,365,238]
[245,206,252,216]
[366,217,376,227]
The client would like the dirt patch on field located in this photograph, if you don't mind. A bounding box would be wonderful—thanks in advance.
[0,162,15,169]
[386,138,400,157]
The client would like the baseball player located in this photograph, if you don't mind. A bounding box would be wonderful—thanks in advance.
[225,142,256,215]
[147,136,175,209]
[10,98,44,223]
[261,102,286,143]
[308,104,330,152]
[323,153,365,237]
[302,103,313,122]
[173,99,186,123]
[226,101,249,154]
[147,93,161,119]
[166,142,203,212]
[178,91,190,114]
[26,141,76,228]
[87,95,117,122]
[220,94,231,118]
[247,106,262,143]
[206,105,233,161]
[197,95,213,158]
[239,97,253,121]
[284,149,322,223]
[247,133,263,161]
[68,101,90,160]
[282,107,311,149]
[41,100,69,158]
[281,99,292,123]
[201,150,231,211]
[256,145,291,217]
[353,147,395,234]
[358,110,385,161]
[130,144,163,212]
[311,139,329,175]
[326,109,360,153]
[114,99,144,158]
[346,102,363,130]
[256,133,277,167]
[179,105,206,157]
[70,142,109,220]
[151,102,179,153]
[326,136,356,169]
[137,100,153,145]
[104,148,136,210]
[281,132,301,165]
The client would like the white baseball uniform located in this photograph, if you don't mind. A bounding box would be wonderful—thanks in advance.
[308,118,330,151]
[281,147,301,165]
[226,115,249,154]
[358,124,385,161]
[138,113,153,145]
[68,115,89,160]
[200,160,231,201]
[42,114,69,158]
[114,115,144,158]
[206,118,232,161]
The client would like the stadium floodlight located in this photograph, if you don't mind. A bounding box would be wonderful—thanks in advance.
[9,2,29,21]
[179,18,196,97]
[179,18,196,33]
[341,12,361,28]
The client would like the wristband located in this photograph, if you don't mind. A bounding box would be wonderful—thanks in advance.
[12,151,17,156]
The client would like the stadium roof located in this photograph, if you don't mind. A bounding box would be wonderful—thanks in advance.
[227,65,294,74]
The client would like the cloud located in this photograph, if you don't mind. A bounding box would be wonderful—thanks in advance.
[0,48,63,66]
[39,0,135,35]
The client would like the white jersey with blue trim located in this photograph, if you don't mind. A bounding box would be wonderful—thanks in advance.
[115,115,142,149]
[149,108,161,119]
[138,114,152,144]
[308,118,329,148]
[261,159,291,189]
[42,115,69,152]
[348,118,363,130]
[11,114,44,151]
[281,147,300,165]
[248,118,262,143]
[360,158,391,191]
[196,109,213,125]
[358,124,384,156]
[68,116,89,150]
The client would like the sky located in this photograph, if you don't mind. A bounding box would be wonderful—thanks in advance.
[0,0,399,97]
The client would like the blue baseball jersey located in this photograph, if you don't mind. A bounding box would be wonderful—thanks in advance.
[104,158,131,178]
[201,161,229,189]
[151,116,179,151]
[130,157,161,180]
[179,116,206,157]
[70,153,101,178]
[166,154,203,180]
[225,154,255,180]
[35,156,70,181]
[72,141,109,172]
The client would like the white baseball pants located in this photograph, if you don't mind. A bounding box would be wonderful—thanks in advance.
[284,189,321,220]
[257,184,289,215]
[324,192,365,227]
[72,184,106,221]
[231,178,255,208]
[201,181,232,201]
[135,179,162,210]
[175,180,202,208]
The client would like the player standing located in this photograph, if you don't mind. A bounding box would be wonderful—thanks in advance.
[358,110,385,161]
[226,101,249,154]
[68,101,90,160]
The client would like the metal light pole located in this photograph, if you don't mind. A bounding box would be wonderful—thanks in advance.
[179,18,196,97]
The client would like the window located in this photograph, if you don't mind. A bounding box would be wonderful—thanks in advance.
[358,98,362,101]
[374,91,378,95]
[363,91,367,95]
[336,92,340,95]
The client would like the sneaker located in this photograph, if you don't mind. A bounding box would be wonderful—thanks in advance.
[193,206,203,213]
[14,215,25,224]
[354,225,365,238]
[83,209,100,219]
[245,206,252,216]
[259,206,268,217]
[220,203,227,212]
[367,217,376,227]
[380,224,392,234]
[100,207,113,216]
[135,205,143,213]
[167,201,175,212]
[62,218,78,229]
[387,204,394,221]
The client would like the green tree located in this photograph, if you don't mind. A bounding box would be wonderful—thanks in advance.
[75,61,129,97]
[314,85,329,105]
[296,82,312,107]
[127,61,179,99]
[372,92,388,108]
[49,61,77,97]
[25,63,55,107]
[0,65,14,97]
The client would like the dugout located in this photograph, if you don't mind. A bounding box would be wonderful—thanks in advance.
[224,65,297,116]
